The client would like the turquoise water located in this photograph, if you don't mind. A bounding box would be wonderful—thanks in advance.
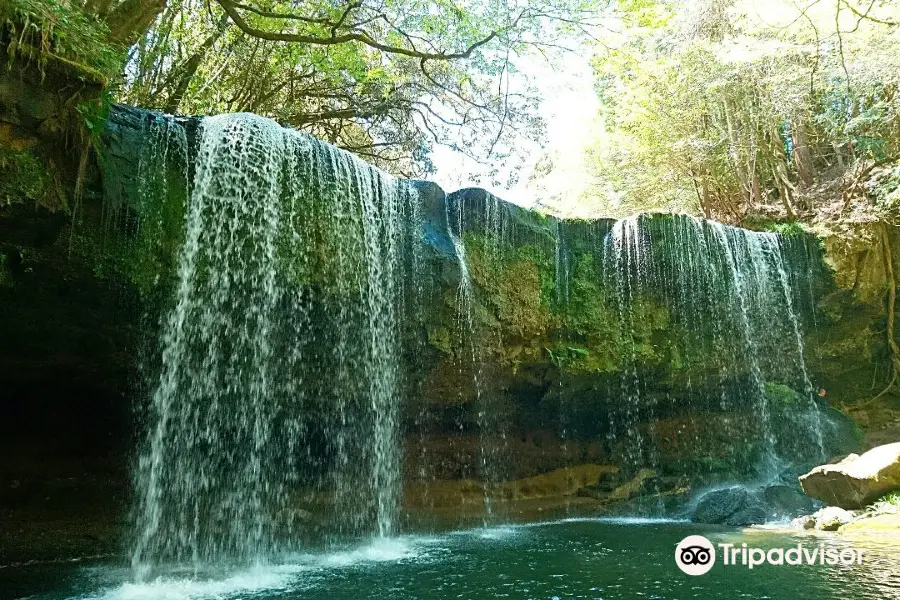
[4,519,899,600]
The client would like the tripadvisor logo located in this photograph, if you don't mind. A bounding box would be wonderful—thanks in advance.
[675,535,716,575]
[675,535,866,575]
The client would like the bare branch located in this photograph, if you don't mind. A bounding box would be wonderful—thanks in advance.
[839,0,898,26]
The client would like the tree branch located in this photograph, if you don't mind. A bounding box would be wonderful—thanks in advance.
[216,0,502,60]
[839,0,898,26]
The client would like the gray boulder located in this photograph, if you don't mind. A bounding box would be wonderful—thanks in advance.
[799,442,900,509]
[691,486,752,524]
[724,505,767,526]
[763,484,817,517]
[812,506,857,531]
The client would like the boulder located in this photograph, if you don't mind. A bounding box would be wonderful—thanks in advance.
[799,442,900,509]
[791,514,817,530]
[763,484,817,517]
[595,469,625,492]
[644,475,689,495]
[691,486,752,524]
[812,506,856,531]
[724,505,767,526]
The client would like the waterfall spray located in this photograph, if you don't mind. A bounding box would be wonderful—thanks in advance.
[132,114,412,577]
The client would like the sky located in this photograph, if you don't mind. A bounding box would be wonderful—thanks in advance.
[427,52,603,211]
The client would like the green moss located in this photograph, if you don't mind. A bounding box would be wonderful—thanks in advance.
[463,233,554,339]
[0,147,46,206]
[453,228,679,375]
[555,254,622,372]
[563,253,610,334]
[545,341,619,374]
[78,125,190,296]
[764,382,803,405]
[630,298,670,361]
[428,325,453,354]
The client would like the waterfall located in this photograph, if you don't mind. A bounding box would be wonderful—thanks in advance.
[117,108,838,570]
[604,217,661,482]
[445,200,484,515]
[601,214,826,483]
[445,193,500,521]
[132,114,415,577]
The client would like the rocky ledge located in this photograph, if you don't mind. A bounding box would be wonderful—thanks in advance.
[779,442,900,533]
[799,442,900,509]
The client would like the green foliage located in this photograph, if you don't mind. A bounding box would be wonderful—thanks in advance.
[869,491,900,513]
[545,344,591,367]
[768,222,806,237]
[77,92,115,141]
[1,0,123,77]
[0,147,46,205]
[118,0,599,176]
[880,492,900,507]
[0,251,9,287]
[868,164,900,219]
[547,0,900,223]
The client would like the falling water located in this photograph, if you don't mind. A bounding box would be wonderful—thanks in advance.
[132,114,412,578]
[554,220,571,307]
[764,234,826,461]
[601,214,826,482]
[122,109,836,571]
[445,195,492,520]
[474,193,511,520]
[709,221,779,472]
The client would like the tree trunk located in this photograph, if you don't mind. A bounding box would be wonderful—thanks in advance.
[105,0,168,47]
[723,99,751,207]
[164,17,228,114]
[832,142,846,169]
[750,167,762,207]
[791,121,815,188]
[769,126,796,219]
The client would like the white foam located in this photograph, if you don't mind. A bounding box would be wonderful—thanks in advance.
[77,564,307,600]
[529,516,689,526]
[314,537,417,567]
[69,537,428,600]
[592,516,690,525]
[445,523,526,540]
[475,526,521,540]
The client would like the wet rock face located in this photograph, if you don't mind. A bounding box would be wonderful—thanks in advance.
[420,195,838,487]
[799,442,900,509]
[83,108,883,500]
[764,485,817,518]
[0,206,140,565]
[691,487,755,524]
[690,483,818,525]
[4,103,894,538]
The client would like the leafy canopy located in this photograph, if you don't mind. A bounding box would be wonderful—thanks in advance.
[118,0,607,176]
[541,0,900,223]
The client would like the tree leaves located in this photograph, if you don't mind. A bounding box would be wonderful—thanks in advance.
[570,0,900,222]
[117,0,608,177]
